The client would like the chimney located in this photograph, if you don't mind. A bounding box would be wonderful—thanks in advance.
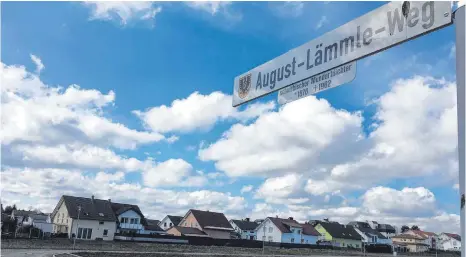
[91,195,95,201]
[289,217,294,220]
[108,199,111,203]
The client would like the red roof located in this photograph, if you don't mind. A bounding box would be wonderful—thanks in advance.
[444,233,461,241]
[410,230,436,238]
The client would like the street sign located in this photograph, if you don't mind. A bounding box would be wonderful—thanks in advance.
[278,61,356,105]
[232,1,452,107]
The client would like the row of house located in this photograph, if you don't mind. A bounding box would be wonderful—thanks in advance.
[5,194,460,253]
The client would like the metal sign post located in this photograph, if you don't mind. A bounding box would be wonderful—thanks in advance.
[455,5,465,257]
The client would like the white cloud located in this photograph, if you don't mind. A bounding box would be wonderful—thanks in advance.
[30,54,44,74]
[1,62,168,150]
[83,2,162,25]
[315,15,328,29]
[95,171,125,183]
[134,91,275,133]
[362,186,437,217]
[0,167,247,219]
[143,158,201,187]
[269,2,304,18]
[185,2,231,15]
[255,173,306,204]
[199,95,364,177]
[240,185,254,194]
[12,143,147,172]
[327,77,458,189]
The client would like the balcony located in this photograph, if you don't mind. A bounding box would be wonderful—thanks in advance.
[119,223,143,230]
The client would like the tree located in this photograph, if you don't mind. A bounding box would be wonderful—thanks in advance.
[401,225,410,233]
[4,205,17,215]
[411,225,420,231]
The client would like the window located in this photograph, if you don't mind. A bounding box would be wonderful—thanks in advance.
[356,245,359,248]
[268,236,273,242]
[99,221,104,225]
[291,238,295,243]
[121,217,128,224]
[87,228,92,239]
[297,229,301,234]
[78,228,83,239]
[342,243,345,247]
[130,218,135,224]
[103,229,108,236]
[169,222,173,227]
[135,218,139,224]
[268,227,273,233]
[164,222,167,227]
[301,239,304,243]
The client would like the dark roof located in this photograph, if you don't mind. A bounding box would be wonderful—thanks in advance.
[12,210,35,217]
[231,219,259,231]
[348,221,387,239]
[110,202,146,224]
[145,219,164,232]
[445,233,461,241]
[268,217,302,233]
[29,214,48,222]
[377,223,396,233]
[318,222,362,240]
[188,209,232,230]
[59,195,117,222]
[301,223,321,236]
[173,226,208,236]
[167,215,183,226]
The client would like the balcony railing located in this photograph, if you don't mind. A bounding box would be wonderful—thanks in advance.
[119,223,143,230]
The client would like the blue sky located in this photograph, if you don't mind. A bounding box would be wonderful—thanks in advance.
[1,1,461,233]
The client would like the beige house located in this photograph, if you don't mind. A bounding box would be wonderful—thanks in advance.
[178,209,234,239]
[51,195,117,241]
[392,234,429,252]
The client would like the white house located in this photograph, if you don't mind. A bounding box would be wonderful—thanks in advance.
[158,215,182,231]
[23,213,53,235]
[367,221,397,239]
[11,210,35,226]
[110,202,166,235]
[255,217,320,244]
[51,195,117,241]
[348,221,392,246]
[230,218,259,240]
[438,233,461,251]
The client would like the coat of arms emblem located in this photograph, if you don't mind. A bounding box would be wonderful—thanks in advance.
[238,74,252,99]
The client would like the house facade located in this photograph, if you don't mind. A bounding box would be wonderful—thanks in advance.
[229,218,259,240]
[51,195,117,241]
[11,210,35,226]
[158,215,182,231]
[178,209,234,239]
[348,221,392,246]
[437,233,461,251]
[255,217,320,244]
[314,221,362,248]
[392,234,429,252]
[167,226,209,237]
[23,213,53,235]
[367,221,397,239]
[404,230,437,249]
[142,219,166,235]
